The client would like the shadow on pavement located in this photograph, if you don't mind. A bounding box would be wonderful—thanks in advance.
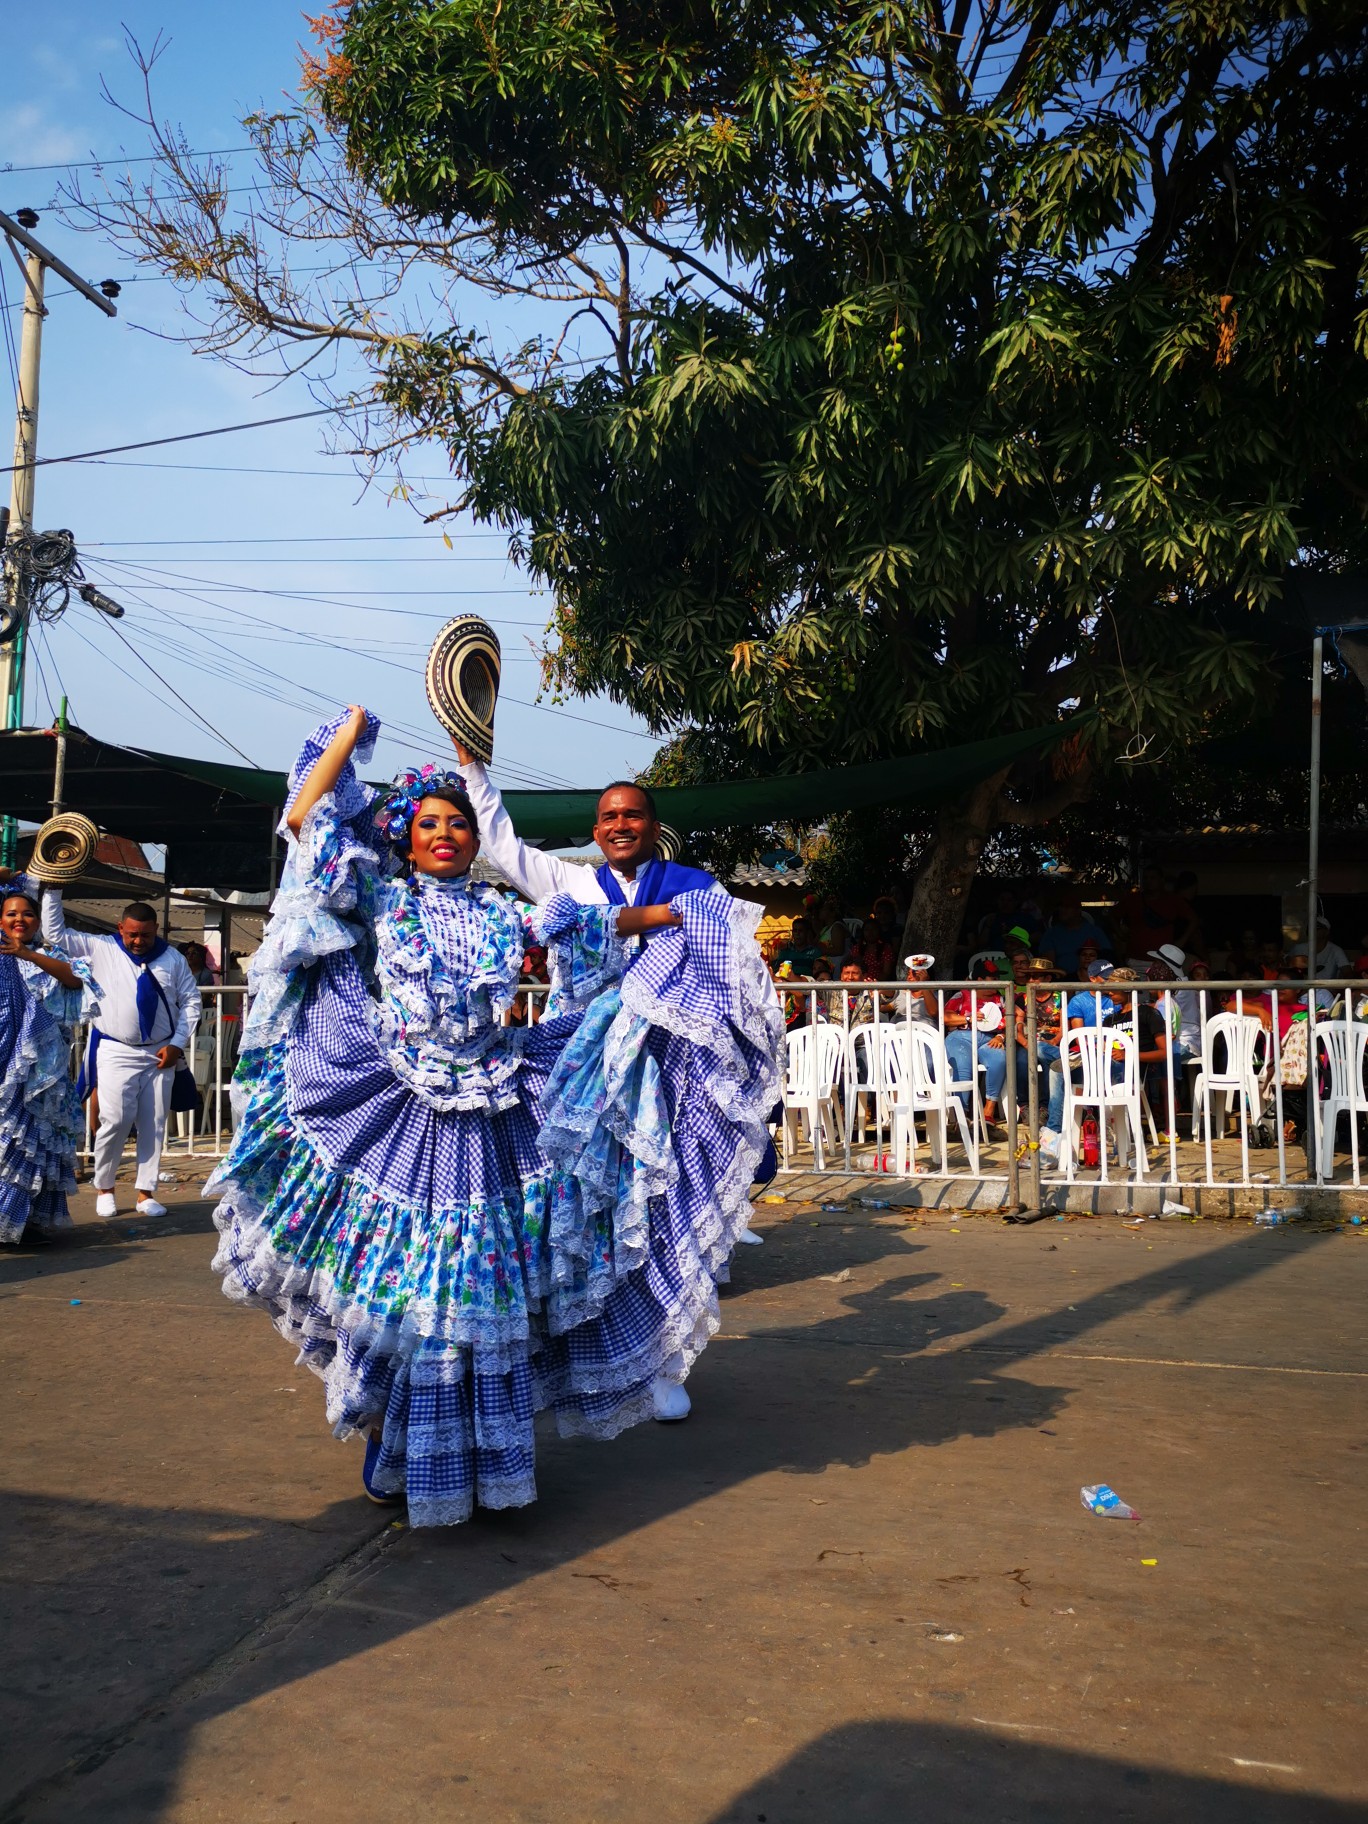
[706,1718,1368,1822]
[1,1223,1342,1822]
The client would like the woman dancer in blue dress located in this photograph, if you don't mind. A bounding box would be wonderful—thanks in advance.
[208,708,781,1525]
[0,881,87,1245]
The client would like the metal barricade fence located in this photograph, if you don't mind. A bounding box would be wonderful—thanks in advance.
[771,977,1368,1196]
[66,975,1368,1193]
[71,984,249,1165]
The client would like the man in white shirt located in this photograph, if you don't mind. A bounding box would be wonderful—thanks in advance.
[1291,917,1351,981]
[457,754,716,910]
[42,892,201,1219]
[457,751,762,1421]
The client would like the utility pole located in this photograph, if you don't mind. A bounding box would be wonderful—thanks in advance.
[0,205,118,866]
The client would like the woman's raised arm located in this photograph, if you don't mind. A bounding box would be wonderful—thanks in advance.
[285,706,370,837]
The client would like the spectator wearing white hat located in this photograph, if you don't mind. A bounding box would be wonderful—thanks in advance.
[899,953,938,1023]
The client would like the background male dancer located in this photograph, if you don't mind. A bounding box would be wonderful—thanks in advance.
[42,891,201,1219]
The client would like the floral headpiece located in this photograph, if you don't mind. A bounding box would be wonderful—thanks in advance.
[372,763,469,850]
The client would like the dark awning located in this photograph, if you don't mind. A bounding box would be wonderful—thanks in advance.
[2,719,1070,883]
[0,729,282,890]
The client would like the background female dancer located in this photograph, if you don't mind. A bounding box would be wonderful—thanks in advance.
[207,708,781,1525]
[0,882,86,1244]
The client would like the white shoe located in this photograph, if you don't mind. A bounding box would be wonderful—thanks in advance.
[651,1375,691,1422]
[1039,1129,1061,1162]
[95,1192,117,1219]
[736,1225,765,1245]
[135,1197,168,1218]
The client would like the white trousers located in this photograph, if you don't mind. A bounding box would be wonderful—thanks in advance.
[93,1040,174,1193]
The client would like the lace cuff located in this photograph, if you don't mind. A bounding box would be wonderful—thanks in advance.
[618,886,784,1109]
[534,894,627,1015]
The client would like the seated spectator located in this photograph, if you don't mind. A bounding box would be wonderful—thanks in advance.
[776,915,823,973]
[899,953,938,1023]
[943,975,1027,1128]
[1039,892,1112,978]
[1258,939,1284,981]
[976,890,1037,952]
[837,960,878,1026]
[1075,936,1103,981]
[1105,966,1172,1116]
[858,898,899,981]
[1039,959,1120,1153]
[822,918,856,971]
[1119,865,1198,960]
[1289,915,1351,980]
[1002,924,1034,960]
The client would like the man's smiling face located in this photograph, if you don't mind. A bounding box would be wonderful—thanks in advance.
[593,786,659,877]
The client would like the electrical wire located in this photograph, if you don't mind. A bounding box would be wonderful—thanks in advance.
[83,459,459,478]
[92,555,553,623]
[82,554,655,750]
[1,405,338,475]
[2,145,253,174]
[96,615,261,765]
[76,564,584,789]
[60,614,260,760]
[88,533,507,546]
[0,259,20,395]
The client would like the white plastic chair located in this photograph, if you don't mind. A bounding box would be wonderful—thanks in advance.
[844,1023,886,1149]
[781,1024,847,1169]
[883,1026,978,1175]
[1058,1027,1148,1180]
[1313,1020,1368,1180]
[1190,1012,1268,1141]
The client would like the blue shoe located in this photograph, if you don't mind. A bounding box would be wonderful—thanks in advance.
[362,1433,404,1506]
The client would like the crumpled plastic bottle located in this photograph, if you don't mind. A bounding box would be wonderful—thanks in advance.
[1081,1483,1140,1520]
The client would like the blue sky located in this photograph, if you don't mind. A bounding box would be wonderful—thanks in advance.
[0,3,658,792]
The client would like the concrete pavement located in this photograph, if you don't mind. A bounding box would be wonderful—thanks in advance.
[3,1183,1367,1822]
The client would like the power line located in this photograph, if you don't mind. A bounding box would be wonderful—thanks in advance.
[84,557,636,761]
[98,616,260,765]
[1,405,339,474]
[80,458,456,480]
[87,533,505,546]
[75,579,580,789]
[2,145,253,175]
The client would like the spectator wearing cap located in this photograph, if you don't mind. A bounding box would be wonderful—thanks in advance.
[943,977,1027,1128]
[1039,892,1112,979]
[1039,958,1120,1155]
[976,890,1038,953]
[1002,924,1034,960]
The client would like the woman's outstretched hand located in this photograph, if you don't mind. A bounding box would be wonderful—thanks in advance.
[452,737,475,767]
[285,706,372,837]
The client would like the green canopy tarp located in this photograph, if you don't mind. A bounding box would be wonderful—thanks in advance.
[3,719,1068,885]
[155,720,1067,846]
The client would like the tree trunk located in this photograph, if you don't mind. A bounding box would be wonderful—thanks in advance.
[898,769,1011,980]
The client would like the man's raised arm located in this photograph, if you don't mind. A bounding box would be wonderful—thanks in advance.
[39,887,97,959]
[460,759,601,905]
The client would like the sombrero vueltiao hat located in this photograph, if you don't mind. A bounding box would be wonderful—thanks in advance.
[655,823,683,862]
[27,812,100,885]
[425,615,502,762]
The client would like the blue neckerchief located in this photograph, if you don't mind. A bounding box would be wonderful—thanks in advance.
[594,857,716,908]
[114,934,171,1041]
